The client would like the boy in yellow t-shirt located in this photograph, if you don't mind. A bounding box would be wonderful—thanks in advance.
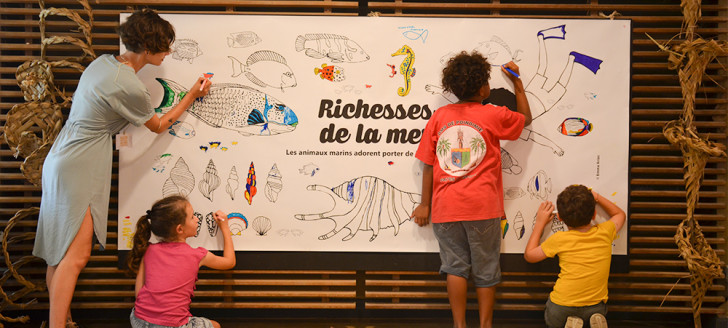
[524,185,626,328]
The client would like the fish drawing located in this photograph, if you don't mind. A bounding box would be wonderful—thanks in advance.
[473,35,522,66]
[170,39,202,64]
[264,163,282,202]
[295,176,421,241]
[154,78,299,136]
[244,162,257,205]
[295,33,370,63]
[229,51,297,91]
[513,211,525,240]
[314,63,345,82]
[501,147,522,175]
[227,31,262,48]
[504,187,525,200]
[558,117,593,136]
[168,121,195,139]
[527,170,552,201]
[298,163,319,177]
[152,153,172,173]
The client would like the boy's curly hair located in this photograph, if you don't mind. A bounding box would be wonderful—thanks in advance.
[118,8,175,54]
[556,184,596,228]
[441,51,491,101]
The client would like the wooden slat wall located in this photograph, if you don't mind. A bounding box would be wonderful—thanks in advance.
[1,0,726,321]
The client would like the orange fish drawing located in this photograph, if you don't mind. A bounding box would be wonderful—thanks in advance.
[314,63,345,82]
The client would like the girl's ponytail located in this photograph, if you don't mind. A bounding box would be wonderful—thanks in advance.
[126,214,152,275]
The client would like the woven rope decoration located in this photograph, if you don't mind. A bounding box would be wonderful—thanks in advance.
[654,1,728,327]
[3,101,63,160]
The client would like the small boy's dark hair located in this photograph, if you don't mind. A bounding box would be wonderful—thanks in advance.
[118,8,175,54]
[125,195,188,275]
[441,51,492,101]
[556,185,596,228]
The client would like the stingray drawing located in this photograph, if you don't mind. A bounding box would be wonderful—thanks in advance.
[295,176,421,241]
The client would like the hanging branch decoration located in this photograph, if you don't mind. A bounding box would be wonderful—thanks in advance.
[0,1,96,326]
[651,1,728,327]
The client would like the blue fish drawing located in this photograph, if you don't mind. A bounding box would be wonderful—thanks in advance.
[229,51,297,91]
[168,120,195,139]
[295,34,370,63]
[155,78,298,136]
[299,163,319,177]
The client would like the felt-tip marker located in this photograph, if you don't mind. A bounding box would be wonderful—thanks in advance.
[200,72,214,91]
[502,65,519,78]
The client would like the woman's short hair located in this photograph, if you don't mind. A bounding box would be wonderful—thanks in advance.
[118,8,175,54]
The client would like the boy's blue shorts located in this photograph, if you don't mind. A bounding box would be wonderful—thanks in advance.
[433,217,502,288]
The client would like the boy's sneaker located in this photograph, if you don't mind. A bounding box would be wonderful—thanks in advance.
[589,313,608,328]
[564,316,584,328]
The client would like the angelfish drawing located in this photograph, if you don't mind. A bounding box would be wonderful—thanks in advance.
[295,176,421,241]
[228,51,297,91]
[528,170,552,201]
[295,34,370,63]
[154,78,299,136]
[244,162,257,205]
[558,117,593,136]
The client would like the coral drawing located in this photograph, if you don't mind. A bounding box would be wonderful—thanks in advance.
[252,216,272,236]
[226,166,239,201]
[295,33,370,63]
[264,163,282,202]
[162,157,195,197]
[244,162,257,205]
[154,78,299,136]
[199,159,221,201]
[295,176,421,241]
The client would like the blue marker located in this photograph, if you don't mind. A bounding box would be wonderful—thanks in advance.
[502,65,519,78]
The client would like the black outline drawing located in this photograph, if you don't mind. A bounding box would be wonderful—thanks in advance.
[154,78,299,136]
[227,31,262,48]
[168,120,196,139]
[501,147,522,175]
[252,216,272,236]
[527,169,552,201]
[205,212,218,237]
[226,165,239,201]
[277,229,303,237]
[551,216,566,233]
[295,176,421,241]
[513,211,525,240]
[264,163,282,203]
[228,51,297,91]
[473,35,523,67]
[199,159,221,201]
[194,212,203,237]
[162,157,195,197]
[504,187,525,200]
[295,33,370,63]
[170,39,202,64]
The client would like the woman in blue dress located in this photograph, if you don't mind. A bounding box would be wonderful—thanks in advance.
[33,9,211,328]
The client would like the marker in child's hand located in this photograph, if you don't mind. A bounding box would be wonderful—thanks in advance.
[502,65,519,78]
[199,72,214,91]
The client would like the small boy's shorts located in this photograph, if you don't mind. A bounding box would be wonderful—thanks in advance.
[130,308,215,328]
[433,217,502,287]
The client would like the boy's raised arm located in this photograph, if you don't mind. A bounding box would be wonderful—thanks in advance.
[593,190,626,232]
[524,201,553,263]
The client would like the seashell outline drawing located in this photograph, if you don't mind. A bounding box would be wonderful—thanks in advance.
[265,163,283,203]
[228,212,248,236]
[252,216,272,236]
[205,212,218,237]
[194,212,203,237]
[513,211,525,240]
[199,159,221,201]
[226,166,239,201]
[162,157,195,197]
[244,162,257,205]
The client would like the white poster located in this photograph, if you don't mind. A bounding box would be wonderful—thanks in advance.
[118,14,630,255]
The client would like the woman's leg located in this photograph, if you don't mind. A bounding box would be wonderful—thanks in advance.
[47,207,94,328]
[447,274,468,328]
[476,286,496,328]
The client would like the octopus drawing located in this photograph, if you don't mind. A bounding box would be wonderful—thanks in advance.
[295,176,421,241]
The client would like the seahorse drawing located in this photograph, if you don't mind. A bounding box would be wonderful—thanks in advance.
[391,45,415,97]
[295,176,421,242]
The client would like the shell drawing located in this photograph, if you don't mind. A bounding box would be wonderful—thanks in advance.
[252,216,272,236]
[244,162,257,205]
[228,212,248,236]
[500,216,509,239]
[551,216,567,233]
[295,176,421,241]
[194,212,203,237]
[162,157,195,197]
[226,166,239,201]
[504,187,525,200]
[264,163,283,202]
[501,147,522,175]
[205,212,218,237]
[513,211,525,240]
[199,159,221,201]
[171,39,203,64]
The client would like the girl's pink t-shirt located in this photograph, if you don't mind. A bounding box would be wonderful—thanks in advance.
[133,242,208,326]
[415,102,524,223]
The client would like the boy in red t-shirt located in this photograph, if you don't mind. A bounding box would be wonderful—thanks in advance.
[411,51,531,328]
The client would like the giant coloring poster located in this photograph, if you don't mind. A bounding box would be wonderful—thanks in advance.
[118,14,631,257]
